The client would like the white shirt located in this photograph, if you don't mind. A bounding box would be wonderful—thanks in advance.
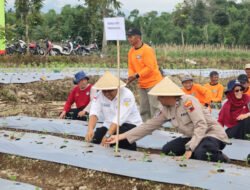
[90,87,143,128]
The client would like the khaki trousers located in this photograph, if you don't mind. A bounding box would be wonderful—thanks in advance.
[139,87,160,122]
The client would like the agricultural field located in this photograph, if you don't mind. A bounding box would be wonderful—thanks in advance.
[0,45,250,190]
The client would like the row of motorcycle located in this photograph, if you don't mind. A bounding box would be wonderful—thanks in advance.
[5,39,100,56]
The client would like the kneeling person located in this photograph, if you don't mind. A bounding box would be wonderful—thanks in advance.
[85,71,142,151]
[107,77,230,162]
[59,71,94,121]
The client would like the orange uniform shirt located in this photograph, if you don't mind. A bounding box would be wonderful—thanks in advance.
[204,83,224,102]
[244,87,250,96]
[128,43,163,89]
[182,83,212,106]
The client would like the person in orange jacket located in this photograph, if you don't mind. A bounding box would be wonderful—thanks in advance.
[237,74,250,96]
[126,28,163,122]
[204,71,224,109]
[181,74,212,108]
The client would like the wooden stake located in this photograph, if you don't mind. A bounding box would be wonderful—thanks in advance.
[115,40,120,153]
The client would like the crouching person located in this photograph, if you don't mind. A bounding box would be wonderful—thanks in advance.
[107,77,231,162]
[85,71,142,151]
[59,71,95,121]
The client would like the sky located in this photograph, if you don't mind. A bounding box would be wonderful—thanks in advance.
[6,0,183,15]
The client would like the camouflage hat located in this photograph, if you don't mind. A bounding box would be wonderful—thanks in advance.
[181,74,193,83]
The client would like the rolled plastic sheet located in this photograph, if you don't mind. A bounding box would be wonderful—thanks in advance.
[0,178,41,190]
[0,116,249,161]
[0,130,249,190]
[0,72,65,84]
[0,68,245,84]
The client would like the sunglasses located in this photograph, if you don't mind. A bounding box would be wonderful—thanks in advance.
[234,89,244,93]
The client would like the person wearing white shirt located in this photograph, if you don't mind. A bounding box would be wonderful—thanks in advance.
[85,71,142,151]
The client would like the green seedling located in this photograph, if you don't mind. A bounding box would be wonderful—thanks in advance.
[9,175,17,181]
[206,152,212,162]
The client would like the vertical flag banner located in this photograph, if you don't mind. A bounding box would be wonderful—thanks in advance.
[0,0,5,55]
[103,17,126,153]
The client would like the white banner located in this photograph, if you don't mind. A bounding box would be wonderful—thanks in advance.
[104,17,126,41]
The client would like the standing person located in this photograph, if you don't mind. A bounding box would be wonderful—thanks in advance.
[59,71,95,121]
[244,64,250,81]
[237,74,250,96]
[127,28,163,122]
[218,79,250,139]
[106,77,230,162]
[204,71,224,109]
[181,74,212,108]
[85,71,142,151]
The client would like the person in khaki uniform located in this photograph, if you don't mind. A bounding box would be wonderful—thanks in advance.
[107,77,230,162]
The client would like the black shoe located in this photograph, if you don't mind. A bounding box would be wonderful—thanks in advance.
[247,154,250,164]
[221,153,231,163]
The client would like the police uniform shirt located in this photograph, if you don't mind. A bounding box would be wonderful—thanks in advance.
[90,87,143,128]
[125,95,229,151]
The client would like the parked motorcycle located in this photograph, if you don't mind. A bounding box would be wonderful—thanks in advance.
[73,42,90,56]
[6,43,16,55]
[29,42,45,55]
[83,40,99,54]
[16,40,27,54]
[49,40,74,56]
[6,40,27,55]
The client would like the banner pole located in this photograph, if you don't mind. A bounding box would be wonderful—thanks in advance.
[115,40,120,154]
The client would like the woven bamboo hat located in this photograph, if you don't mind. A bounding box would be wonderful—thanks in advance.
[245,64,250,69]
[148,77,184,96]
[93,71,126,90]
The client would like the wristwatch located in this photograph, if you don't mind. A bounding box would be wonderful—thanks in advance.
[105,133,111,138]
[185,145,192,151]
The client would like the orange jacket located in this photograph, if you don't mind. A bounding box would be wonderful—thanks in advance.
[182,83,212,106]
[244,87,250,96]
[128,43,163,89]
[204,83,224,102]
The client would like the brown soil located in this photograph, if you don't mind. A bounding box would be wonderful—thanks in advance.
[0,75,245,189]
[0,154,200,190]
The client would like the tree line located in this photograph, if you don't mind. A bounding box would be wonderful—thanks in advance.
[4,0,250,47]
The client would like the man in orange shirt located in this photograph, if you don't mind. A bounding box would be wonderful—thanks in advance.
[127,28,163,121]
[204,71,224,109]
[181,74,211,108]
[237,74,250,96]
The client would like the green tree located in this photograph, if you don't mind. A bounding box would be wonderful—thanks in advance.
[14,0,44,42]
[212,10,229,44]
[191,0,209,43]
[83,0,122,53]
[173,2,190,46]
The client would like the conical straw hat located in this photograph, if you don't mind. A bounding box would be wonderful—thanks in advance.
[93,71,126,90]
[148,76,184,96]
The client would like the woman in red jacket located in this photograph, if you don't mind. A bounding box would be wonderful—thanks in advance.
[59,71,94,121]
[218,79,250,139]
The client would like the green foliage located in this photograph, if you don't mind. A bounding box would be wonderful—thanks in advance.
[212,10,229,27]
[3,0,250,46]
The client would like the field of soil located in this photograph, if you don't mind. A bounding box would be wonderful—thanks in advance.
[0,74,246,190]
